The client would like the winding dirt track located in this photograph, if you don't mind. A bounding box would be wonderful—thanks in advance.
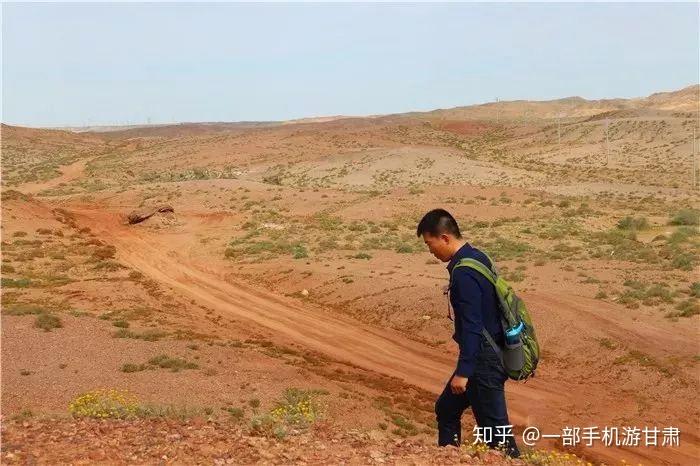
[66,207,698,465]
[19,159,91,195]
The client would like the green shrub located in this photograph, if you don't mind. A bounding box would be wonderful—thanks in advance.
[1,278,31,288]
[485,238,532,260]
[147,355,198,372]
[643,284,673,303]
[225,407,245,421]
[34,313,62,332]
[314,213,343,231]
[113,328,167,341]
[598,338,618,349]
[395,244,413,254]
[390,414,419,437]
[121,363,147,373]
[672,299,699,317]
[671,252,694,271]
[292,244,308,259]
[270,388,323,428]
[250,414,282,438]
[317,238,339,252]
[248,388,326,438]
[670,209,699,226]
[617,216,649,231]
[588,229,658,264]
[690,282,700,298]
[4,304,44,316]
[504,270,525,282]
[667,227,699,244]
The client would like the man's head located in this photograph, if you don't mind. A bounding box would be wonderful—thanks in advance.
[416,209,464,262]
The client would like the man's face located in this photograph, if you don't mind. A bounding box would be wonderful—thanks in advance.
[422,232,452,262]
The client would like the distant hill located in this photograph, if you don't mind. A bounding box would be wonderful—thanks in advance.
[14,84,699,139]
[406,84,699,121]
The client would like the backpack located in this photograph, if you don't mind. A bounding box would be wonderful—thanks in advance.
[450,253,540,381]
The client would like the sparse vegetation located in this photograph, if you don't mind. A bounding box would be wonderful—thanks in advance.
[250,388,326,439]
[3,304,45,316]
[395,243,414,254]
[224,406,245,421]
[121,363,147,373]
[667,299,700,318]
[616,216,649,231]
[690,282,700,298]
[112,328,168,341]
[390,413,419,437]
[147,355,199,372]
[598,338,618,350]
[34,313,62,332]
[613,350,671,376]
[69,389,140,419]
[669,208,699,226]
[68,389,210,420]
[1,278,32,288]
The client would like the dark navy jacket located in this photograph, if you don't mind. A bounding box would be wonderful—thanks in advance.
[447,243,505,378]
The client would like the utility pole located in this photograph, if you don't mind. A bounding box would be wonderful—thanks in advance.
[693,126,698,190]
[557,113,561,156]
[496,97,500,123]
[605,118,610,165]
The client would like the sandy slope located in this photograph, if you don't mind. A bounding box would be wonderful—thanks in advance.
[17,158,91,195]
[64,205,699,466]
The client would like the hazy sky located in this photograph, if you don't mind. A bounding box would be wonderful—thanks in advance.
[2,2,698,127]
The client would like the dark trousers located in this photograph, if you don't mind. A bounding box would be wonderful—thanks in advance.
[435,339,520,458]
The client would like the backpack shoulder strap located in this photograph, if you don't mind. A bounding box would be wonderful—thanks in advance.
[480,251,499,275]
[452,257,497,286]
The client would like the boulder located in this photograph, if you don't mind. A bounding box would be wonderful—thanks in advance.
[127,204,174,225]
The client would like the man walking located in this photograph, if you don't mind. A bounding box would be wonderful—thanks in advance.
[416,208,520,458]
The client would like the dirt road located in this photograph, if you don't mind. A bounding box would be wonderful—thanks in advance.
[17,158,90,195]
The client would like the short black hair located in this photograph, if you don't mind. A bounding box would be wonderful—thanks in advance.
[416,209,462,238]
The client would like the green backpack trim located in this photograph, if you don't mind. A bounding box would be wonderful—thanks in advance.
[451,254,540,381]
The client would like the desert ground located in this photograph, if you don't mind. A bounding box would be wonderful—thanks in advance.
[2,85,699,465]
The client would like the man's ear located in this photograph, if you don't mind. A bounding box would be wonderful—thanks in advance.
[440,233,450,244]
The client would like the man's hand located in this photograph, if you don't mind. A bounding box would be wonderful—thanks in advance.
[450,374,468,394]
